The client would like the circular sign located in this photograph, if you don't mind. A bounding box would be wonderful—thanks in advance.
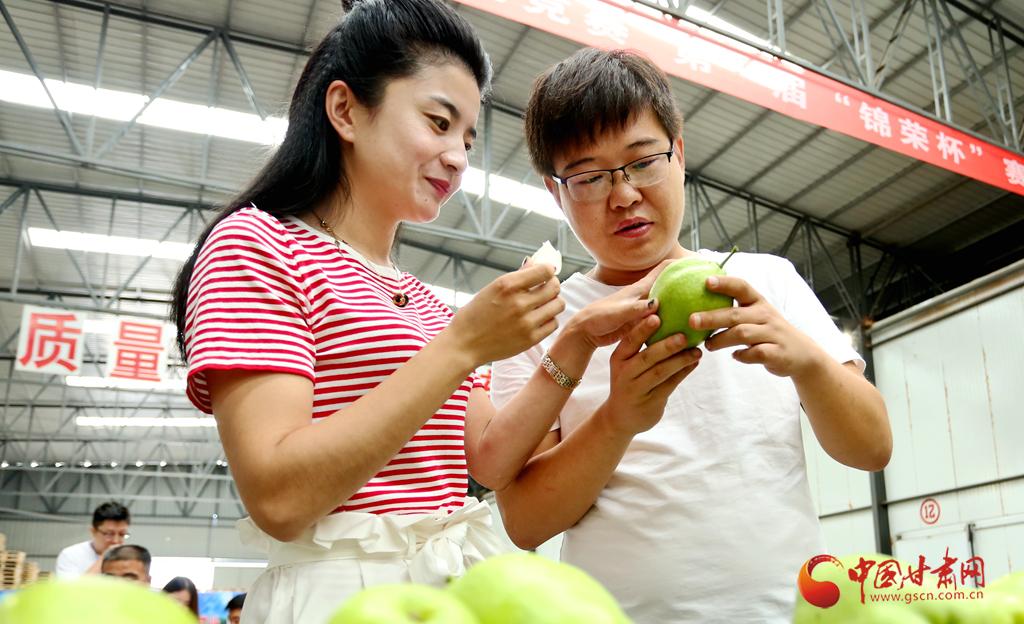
[920,497,940,525]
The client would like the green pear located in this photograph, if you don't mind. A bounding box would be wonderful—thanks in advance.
[646,248,738,347]
[0,575,195,624]
[329,584,479,624]
[989,571,1024,597]
[911,597,1017,624]
[447,553,631,624]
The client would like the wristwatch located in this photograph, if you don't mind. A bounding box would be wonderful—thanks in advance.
[540,353,581,389]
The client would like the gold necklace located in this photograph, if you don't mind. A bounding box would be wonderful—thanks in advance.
[313,211,409,308]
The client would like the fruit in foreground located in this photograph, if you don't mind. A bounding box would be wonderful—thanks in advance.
[0,576,195,624]
[329,584,479,624]
[646,248,737,347]
[447,552,631,624]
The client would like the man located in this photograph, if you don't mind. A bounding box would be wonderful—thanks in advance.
[226,593,245,624]
[54,501,130,579]
[100,544,151,586]
[490,48,892,622]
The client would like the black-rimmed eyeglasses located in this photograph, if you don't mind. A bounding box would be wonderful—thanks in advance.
[552,144,675,202]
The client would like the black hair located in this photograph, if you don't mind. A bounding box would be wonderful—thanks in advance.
[525,48,683,176]
[92,501,130,528]
[102,544,152,571]
[226,593,246,612]
[162,576,199,615]
[170,0,491,356]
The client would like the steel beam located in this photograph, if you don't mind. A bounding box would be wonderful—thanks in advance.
[221,32,267,120]
[875,0,920,89]
[85,3,110,155]
[0,293,168,320]
[93,30,218,159]
[0,0,85,155]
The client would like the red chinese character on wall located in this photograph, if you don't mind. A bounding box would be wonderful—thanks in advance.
[15,306,84,375]
[108,320,166,382]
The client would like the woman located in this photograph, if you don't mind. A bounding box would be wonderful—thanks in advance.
[161,576,199,618]
[171,1,657,621]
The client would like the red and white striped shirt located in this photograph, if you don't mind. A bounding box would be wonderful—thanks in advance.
[184,207,481,516]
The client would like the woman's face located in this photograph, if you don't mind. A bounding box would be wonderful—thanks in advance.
[344,62,481,225]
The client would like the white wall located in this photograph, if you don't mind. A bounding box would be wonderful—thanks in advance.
[805,262,1024,580]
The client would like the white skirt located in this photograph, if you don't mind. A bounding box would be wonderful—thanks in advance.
[238,497,506,624]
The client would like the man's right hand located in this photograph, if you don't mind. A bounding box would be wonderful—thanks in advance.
[602,313,702,436]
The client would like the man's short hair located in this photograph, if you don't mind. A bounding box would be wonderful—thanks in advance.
[92,501,130,528]
[226,593,246,611]
[525,48,683,176]
[102,544,151,572]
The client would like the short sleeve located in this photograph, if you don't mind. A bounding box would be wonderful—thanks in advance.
[777,258,864,372]
[184,213,315,413]
[54,547,80,579]
[491,345,545,408]
[470,371,489,391]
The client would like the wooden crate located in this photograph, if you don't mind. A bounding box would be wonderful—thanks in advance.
[0,551,26,589]
[22,561,40,586]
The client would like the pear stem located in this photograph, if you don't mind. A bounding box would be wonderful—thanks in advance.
[719,245,739,268]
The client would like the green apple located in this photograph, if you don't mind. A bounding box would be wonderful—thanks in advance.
[645,248,738,347]
[329,584,479,624]
[447,552,631,624]
[0,575,195,624]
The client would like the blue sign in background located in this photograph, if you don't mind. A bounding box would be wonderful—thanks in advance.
[199,591,244,623]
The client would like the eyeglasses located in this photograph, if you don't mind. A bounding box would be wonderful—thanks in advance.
[552,144,675,203]
[97,529,130,539]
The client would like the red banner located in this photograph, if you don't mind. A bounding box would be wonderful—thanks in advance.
[458,0,1024,196]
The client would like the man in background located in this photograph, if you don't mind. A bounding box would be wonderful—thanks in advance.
[100,544,151,586]
[54,501,131,578]
[226,593,245,624]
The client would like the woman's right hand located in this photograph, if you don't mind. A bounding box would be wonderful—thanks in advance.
[446,262,564,366]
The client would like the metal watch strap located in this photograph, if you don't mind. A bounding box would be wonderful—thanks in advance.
[540,353,581,389]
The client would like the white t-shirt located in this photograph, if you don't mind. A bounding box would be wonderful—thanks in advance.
[55,540,100,579]
[491,250,863,624]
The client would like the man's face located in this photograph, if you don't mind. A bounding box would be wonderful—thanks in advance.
[228,608,242,624]
[90,519,129,553]
[545,108,688,283]
[101,559,150,586]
